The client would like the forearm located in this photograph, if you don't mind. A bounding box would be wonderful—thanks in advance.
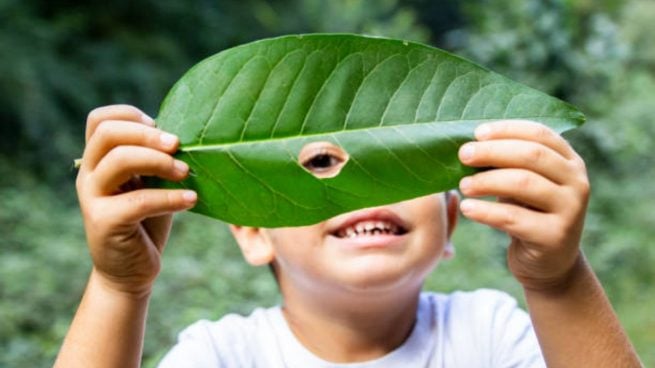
[55,269,150,368]
[524,254,642,368]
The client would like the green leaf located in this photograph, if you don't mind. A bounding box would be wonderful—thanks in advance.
[156,33,585,227]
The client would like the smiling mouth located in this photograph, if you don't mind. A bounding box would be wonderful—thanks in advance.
[333,219,408,239]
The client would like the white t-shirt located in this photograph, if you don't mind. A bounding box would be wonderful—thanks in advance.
[158,289,545,367]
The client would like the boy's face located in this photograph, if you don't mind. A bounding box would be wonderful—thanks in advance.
[231,193,457,297]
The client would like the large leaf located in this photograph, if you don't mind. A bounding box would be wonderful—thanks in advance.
[156,34,585,227]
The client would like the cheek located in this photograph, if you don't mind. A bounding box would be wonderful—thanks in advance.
[407,199,450,260]
[405,196,449,241]
[412,227,448,265]
[267,227,323,266]
[267,228,342,290]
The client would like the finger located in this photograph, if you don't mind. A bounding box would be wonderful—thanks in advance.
[92,146,189,194]
[458,139,574,184]
[459,169,562,212]
[474,120,577,160]
[86,105,155,142]
[459,198,557,246]
[107,189,197,225]
[83,120,179,170]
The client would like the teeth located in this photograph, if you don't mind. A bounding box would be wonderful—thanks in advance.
[337,220,402,238]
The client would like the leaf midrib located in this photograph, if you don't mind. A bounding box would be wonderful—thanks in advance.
[178,116,575,152]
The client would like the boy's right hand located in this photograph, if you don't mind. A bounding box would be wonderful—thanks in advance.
[75,105,197,297]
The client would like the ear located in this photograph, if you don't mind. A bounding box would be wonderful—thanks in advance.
[442,190,460,260]
[229,225,275,266]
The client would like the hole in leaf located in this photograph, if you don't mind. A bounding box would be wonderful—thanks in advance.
[298,141,349,179]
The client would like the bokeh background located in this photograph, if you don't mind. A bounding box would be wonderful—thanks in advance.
[1,0,654,366]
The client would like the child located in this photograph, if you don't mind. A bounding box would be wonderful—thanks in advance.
[55,104,641,367]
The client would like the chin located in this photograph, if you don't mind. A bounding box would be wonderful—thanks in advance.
[333,258,430,295]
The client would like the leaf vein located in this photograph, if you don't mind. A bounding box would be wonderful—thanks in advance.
[268,51,315,138]
[239,53,296,141]
[342,53,398,130]
[390,126,451,170]
[330,134,413,195]
[366,130,434,183]
[197,53,258,145]
[298,52,363,134]
[379,56,434,126]
[185,152,252,214]
[435,70,476,121]
[224,150,321,211]
[181,116,566,152]
[414,58,445,123]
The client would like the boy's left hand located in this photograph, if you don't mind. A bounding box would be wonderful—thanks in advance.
[457,120,590,292]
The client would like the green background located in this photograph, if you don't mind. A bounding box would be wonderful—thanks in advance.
[1,0,653,366]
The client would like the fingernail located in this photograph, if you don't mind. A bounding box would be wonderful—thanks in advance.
[174,160,188,174]
[182,190,197,203]
[459,176,472,191]
[475,124,491,139]
[459,143,475,161]
[460,199,475,213]
[160,132,178,148]
[141,113,156,126]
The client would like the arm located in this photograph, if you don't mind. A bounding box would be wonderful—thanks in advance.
[55,105,197,368]
[55,271,151,368]
[524,255,641,367]
[457,120,642,367]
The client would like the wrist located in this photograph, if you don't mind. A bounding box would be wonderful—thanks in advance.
[90,268,154,301]
[521,252,587,297]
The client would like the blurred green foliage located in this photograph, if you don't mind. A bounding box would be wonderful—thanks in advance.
[1,0,653,366]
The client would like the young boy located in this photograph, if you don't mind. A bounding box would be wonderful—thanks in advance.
[55,105,641,367]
